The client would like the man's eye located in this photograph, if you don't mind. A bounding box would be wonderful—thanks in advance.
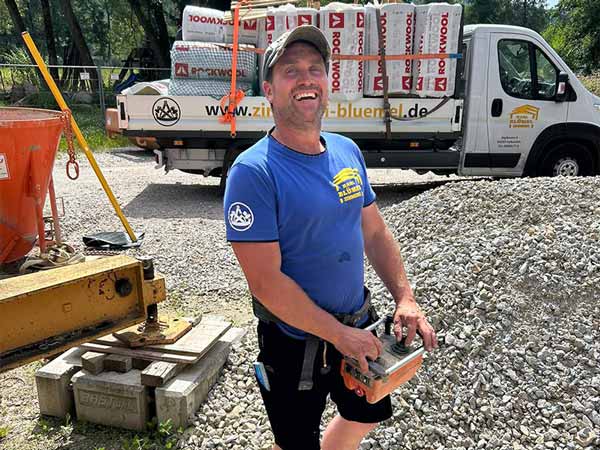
[286,68,297,75]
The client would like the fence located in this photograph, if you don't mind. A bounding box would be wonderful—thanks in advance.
[0,63,170,125]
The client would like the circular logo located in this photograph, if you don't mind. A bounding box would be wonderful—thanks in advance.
[228,202,254,232]
[152,97,181,127]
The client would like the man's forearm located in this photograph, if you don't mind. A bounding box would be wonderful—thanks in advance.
[251,271,346,344]
[365,227,414,304]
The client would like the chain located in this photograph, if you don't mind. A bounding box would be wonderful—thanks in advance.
[61,109,80,180]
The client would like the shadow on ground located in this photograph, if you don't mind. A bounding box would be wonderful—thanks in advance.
[124,183,223,220]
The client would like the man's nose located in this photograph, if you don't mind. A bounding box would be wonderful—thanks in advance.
[296,69,312,84]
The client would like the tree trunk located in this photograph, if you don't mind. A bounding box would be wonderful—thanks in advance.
[4,0,26,34]
[128,0,169,68]
[149,0,171,67]
[59,0,98,91]
[40,0,59,82]
[4,0,47,87]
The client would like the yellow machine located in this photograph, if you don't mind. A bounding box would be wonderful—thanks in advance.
[0,256,189,373]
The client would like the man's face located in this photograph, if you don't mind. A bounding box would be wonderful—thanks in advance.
[263,42,329,131]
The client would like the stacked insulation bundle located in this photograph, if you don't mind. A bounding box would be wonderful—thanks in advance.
[411,3,462,98]
[364,3,415,97]
[319,3,365,101]
[168,41,257,98]
[171,5,259,97]
[182,5,259,45]
[257,5,319,92]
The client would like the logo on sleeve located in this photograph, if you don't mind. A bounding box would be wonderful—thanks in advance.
[228,202,254,231]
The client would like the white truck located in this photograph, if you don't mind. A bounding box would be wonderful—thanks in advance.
[115,24,600,186]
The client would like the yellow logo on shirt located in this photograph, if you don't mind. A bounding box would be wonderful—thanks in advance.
[332,168,363,204]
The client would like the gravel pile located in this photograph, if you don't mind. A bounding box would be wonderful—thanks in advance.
[186,176,600,450]
[1,153,598,450]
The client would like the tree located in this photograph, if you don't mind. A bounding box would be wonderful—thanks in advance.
[40,0,59,81]
[128,0,171,68]
[543,0,600,73]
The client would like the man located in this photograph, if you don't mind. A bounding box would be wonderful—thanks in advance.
[224,25,437,450]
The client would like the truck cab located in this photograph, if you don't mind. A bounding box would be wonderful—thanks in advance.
[461,24,600,177]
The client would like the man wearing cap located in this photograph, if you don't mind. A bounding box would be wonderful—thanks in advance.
[224,25,437,450]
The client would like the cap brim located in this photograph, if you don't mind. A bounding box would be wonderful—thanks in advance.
[267,25,331,72]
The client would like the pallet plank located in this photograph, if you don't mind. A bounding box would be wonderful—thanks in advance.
[93,316,232,357]
[141,361,184,387]
[79,342,198,364]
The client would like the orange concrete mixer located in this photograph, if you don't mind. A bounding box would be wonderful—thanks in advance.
[0,107,69,264]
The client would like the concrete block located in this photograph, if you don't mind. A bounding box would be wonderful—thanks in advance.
[155,327,246,429]
[35,346,85,418]
[72,369,149,431]
[81,351,106,375]
[103,354,132,373]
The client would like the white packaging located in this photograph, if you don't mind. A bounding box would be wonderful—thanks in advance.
[182,5,259,45]
[182,6,226,43]
[295,7,318,27]
[168,78,253,99]
[364,3,415,96]
[223,18,260,46]
[411,3,462,98]
[258,5,298,91]
[122,80,169,96]
[171,41,257,85]
[319,3,365,101]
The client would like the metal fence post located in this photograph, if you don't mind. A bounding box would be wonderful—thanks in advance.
[97,64,106,120]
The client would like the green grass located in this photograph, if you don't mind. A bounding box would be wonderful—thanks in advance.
[58,106,130,152]
[0,97,129,151]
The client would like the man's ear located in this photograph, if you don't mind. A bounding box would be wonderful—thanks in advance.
[263,80,273,103]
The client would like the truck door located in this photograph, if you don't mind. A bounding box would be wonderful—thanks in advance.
[487,33,567,175]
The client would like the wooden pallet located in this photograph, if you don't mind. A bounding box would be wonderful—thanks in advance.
[80,316,232,387]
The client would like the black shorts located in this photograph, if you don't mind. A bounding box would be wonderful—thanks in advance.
[255,320,393,450]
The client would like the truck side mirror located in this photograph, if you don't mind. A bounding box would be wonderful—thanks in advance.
[555,72,569,102]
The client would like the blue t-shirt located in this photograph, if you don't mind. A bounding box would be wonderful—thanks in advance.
[224,131,376,339]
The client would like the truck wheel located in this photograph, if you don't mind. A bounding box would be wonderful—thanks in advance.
[542,143,594,177]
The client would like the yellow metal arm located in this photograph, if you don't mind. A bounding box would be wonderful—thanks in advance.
[21,31,137,243]
[0,256,165,372]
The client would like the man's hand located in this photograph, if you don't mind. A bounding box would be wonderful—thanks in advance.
[332,325,383,374]
[393,299,438,352]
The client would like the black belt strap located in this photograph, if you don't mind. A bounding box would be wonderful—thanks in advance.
[251,287,373,391]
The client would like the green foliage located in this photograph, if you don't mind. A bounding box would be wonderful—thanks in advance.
[463,0,548,33]
[120,419,180,450]
[0,426,9,439]
[542,0,600,73]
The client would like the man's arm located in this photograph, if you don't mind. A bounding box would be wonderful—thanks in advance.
[361,203,438,351]
[232,241,382,372]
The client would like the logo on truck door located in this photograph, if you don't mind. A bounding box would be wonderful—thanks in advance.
[509,105,540,129]
[153,98,181,127]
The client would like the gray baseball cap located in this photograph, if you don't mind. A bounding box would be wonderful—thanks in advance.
[262,25,331,81]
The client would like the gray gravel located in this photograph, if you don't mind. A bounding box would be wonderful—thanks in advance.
[1,151,598,450]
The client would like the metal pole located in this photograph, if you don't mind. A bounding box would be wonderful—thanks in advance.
[97,64,106,120]
[21,31,138,243]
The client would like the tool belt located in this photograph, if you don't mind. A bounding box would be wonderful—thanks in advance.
[252,287,377,391]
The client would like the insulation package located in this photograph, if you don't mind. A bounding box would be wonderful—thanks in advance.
[257,5,300,91]
[182,5,258,45]
[364,3,415,97]
[411,3,462,98]
[171,41,257,85]
[295,7,319,27]
[319,3,365,101]
[168,79,253,99]
[170,41,256,98]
